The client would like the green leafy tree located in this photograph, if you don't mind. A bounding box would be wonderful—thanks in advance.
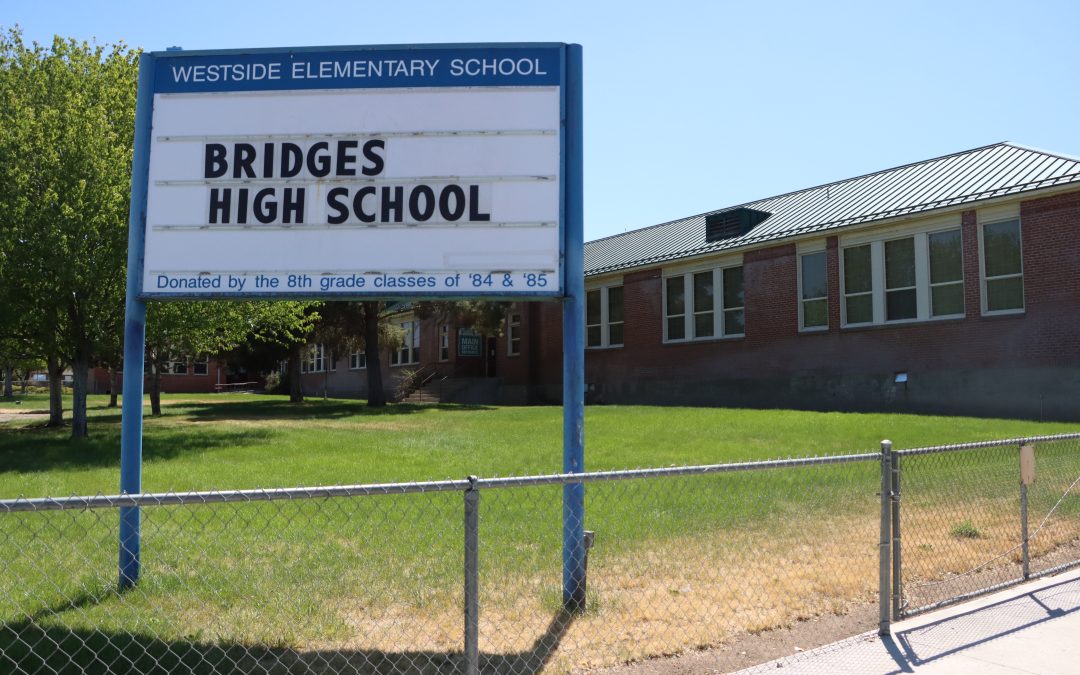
[143,300,313,415]
[299,302,401,407]
[0,28,136,436]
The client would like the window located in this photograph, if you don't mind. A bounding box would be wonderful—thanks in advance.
[586,289,602,346]
[607,286,623,346]
[391,320,420,366]
[586,285,624,348]
[439,325,450,361]
[164,355,206,375]
[841,226,964,326]
[507,314,522,355]
[349,351,366,370]
[799,251,828,330]
[884,237,917,321]
[980,218,1023,313]
[665,276,685,340]
[301,344,328,373]
[693,271,714,338]
[664,266,744,341]
[929,229,964,317]
[843,244,874,325]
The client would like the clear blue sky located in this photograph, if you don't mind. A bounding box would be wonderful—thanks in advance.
[8,0,1079,242]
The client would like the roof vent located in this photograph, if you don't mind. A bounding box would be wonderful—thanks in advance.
[705,208,771,242]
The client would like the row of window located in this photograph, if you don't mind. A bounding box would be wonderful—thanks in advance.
[158,357,208,375]
[585,217,1025,346]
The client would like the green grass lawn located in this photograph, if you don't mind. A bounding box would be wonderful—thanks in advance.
[0,392,1073,497]
[0,394,1076,673]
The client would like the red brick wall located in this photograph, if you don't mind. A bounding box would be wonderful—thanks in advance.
[506,189,1080,417]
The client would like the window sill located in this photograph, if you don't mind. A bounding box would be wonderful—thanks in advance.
[662,335,744,345]
[841,315,968,331]
[981,308,1025,318]
[798,326,829,334]
[586,345,624,351]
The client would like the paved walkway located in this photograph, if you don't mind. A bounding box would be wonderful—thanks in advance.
[735,567,1080,674]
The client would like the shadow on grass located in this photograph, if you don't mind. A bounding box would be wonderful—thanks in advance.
[0,427,274,475]
[179,398,496,422]
[0,608,576,674]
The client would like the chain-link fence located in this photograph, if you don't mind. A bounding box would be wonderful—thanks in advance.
[1,435,1078,674]
[890,434,1080,619]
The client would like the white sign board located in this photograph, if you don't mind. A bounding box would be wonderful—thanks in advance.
[138,45,567,298]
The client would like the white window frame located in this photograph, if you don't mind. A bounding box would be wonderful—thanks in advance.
[978,217,1024,316]
[349,350,366,370]
[507,314,522,356]
[390,320,420,366]
[840,224,964,328]
[438,324,450,362]
[301,344,328,373]
[585,284,624,349]
[798,246,829,332]
[662,265,744,343]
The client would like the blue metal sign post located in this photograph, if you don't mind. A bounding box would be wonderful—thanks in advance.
[119,43,585,607]
[118,54,156,589]
[561,44,586,610]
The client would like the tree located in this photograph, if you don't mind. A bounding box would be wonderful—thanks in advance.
[0,29,137,437]
[302,302,400,408]
[143,300,313,415]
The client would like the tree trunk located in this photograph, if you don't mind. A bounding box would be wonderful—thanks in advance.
[149,361,162,416]
[108,367,119,408]
[19,368,29,394]
[2,364,12,399]
[288,344,303,403]
[71,356,90,438]
[364,301,386,408]
[47,355,64,427]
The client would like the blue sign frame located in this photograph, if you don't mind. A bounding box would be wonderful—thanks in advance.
[135,42,568,301]
[120,42,586,608]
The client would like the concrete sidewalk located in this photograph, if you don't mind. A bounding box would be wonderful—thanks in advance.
[735,567,1080,675]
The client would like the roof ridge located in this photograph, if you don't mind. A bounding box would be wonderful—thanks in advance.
[586,141,1013,246]
[1002,141,1080,164]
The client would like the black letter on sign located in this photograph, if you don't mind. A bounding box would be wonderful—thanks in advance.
[262,142,276,178]
[236,188,249,224]
[336,140,358,176]
[307,141,331,178]
[354,187,376,223]
[381,186,404,223]
[254,188,277,224]
[409,185,435,222]
[362,139,385,176]
[205,144,228,178]
[283,188,304,224]
[439,184,466,221]
[468,185,491,221]
[209,188,231,224]
[233,143,257,178]
[327,187,349,224]
[281,143,303,178]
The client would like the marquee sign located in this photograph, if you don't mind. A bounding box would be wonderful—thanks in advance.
[136,44,569,298]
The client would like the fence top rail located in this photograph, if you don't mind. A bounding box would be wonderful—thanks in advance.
[895,432,1080,457]
[0,451,878,512]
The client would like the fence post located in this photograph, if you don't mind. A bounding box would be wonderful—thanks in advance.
[879,440,892,636]
[464,477,480,675]
[890,444,902,621]
[1020,443,1031,580]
